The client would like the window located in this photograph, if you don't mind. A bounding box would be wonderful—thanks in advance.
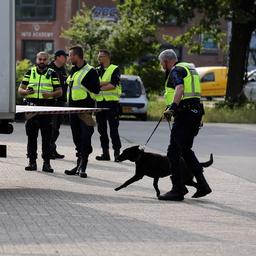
[248,31,256,70]
[201,73,215,82]
[23,40,53,62]
[16,0,56,21]
[201,33,218,53]
[120,79,142,98]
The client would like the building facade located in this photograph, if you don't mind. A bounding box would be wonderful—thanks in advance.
[16,0,227,66]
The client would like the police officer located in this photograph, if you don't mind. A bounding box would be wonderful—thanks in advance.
[157,49,212,201]
[64,46,100,178]
[95,49,122,162]
[18,51,62,173]
[48,50,68,159]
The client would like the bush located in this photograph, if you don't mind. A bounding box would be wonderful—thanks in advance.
[16,59,32,83]
[124,59,165,93]
[147,95,256,123]
[16,59,32,104]
[204,102,256,123]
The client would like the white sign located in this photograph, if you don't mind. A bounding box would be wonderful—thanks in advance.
[21,23,53,38]
[21,31,53,38]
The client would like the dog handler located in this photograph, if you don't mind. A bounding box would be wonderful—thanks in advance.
[158,49,212,201]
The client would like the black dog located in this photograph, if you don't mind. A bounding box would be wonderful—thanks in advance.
[115,145,213,197]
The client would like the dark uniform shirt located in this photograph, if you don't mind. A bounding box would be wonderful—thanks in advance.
[96,65,121,87]
[21,66,61,106]
[48,61,68,104]
[166,62,200,105]
[166,62,187,89]
[68,62,100,108]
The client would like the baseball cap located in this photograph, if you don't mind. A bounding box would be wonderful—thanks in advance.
[54,50,68,57]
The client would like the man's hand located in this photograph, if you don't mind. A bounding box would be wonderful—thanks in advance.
[26,87,34,95]
[42,92,52,99]
[164,103,178,121]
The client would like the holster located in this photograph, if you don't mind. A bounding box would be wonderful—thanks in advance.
[78,113,96,126]
[25,113,37,120]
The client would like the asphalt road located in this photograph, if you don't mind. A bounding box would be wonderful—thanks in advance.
[1,121,256,183]
[119,121,256,184]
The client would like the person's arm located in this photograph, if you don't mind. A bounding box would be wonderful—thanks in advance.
[172,84,184,105]
[100,67,120,91]
[164,67,186,119]
[18,69,34,97]
[81,68,101,94]
[170,66,186,106]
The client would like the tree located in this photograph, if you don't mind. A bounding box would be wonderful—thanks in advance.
[61,4,158,68]
[16,59,32,83]
[61,7,112,64]
[123,0,256,103]
[105,2,158,67]
[225,1,256,103]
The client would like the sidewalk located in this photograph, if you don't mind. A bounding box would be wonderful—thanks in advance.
[0,123,255,256]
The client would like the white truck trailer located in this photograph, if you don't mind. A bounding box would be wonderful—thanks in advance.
[0,0,15,156]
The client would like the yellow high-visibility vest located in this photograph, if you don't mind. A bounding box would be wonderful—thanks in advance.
[95,64,121,102]
[26,66,58,99]
[67,64,95,101]
[164,62,201,106]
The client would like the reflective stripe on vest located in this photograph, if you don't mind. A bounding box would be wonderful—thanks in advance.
[164,62,201,106]
[95,64,121,102]
[67,64,93,101]
[26,66,54,99]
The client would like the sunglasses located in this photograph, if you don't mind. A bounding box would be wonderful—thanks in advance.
[38,58,47,61]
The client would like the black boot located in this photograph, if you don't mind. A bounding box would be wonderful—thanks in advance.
[158,177,185,201]
[54,151,65,159]
[42,160,54,173]
[25,160,37,171]
[114,149,120,162]
[95,149,110,161]
[50,150,65,159]
[192,173,212,198]
[77,158,88,178]
[64,158,80,175]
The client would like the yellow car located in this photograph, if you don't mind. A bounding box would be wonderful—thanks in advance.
[196,66,228,99]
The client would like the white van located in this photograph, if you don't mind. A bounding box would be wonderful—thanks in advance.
[119,75,148,121]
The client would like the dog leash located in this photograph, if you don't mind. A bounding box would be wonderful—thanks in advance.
[141,108,172,151]
[141,115,163,150]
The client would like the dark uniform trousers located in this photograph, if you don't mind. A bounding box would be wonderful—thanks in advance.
[96,100,121,151]
[26,114,52,161]
[70,113,94,159]
[50,101,65,153]
[167,102,203,187]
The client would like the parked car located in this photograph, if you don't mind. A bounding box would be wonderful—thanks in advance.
[119,75,148,121]
[196,66,228,99]
[244,69,256,101]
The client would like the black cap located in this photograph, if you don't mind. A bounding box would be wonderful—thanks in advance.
[54,50,68,57]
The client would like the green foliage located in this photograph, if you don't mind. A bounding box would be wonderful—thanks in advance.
[164,26,226,54]
[106,5,158,67]
[61,4,159,68]
[16,59,32,83]
[147,95,256,122]
[124,60,165,93]
[61,7,112,64]
[16,59,32,104]
[147,96,166,121]
[204,103,256,123]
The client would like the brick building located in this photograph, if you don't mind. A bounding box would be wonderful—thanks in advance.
[16,0,227,66]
